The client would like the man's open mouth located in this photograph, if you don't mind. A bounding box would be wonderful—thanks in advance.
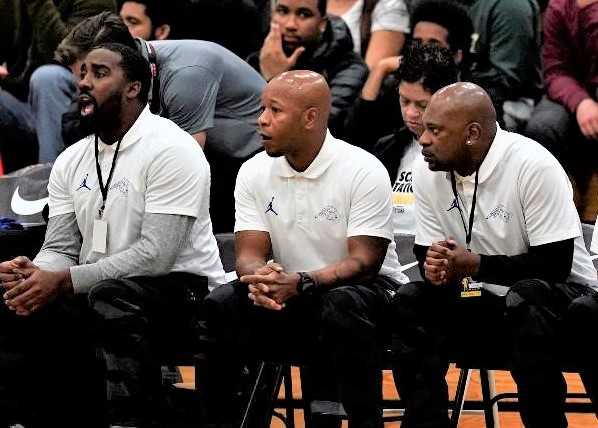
[79,95,97,117]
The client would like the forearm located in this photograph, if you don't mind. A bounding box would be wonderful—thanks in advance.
[475,239,574,285]
[308,256,380,290]
[236,257,268,278]
[361,66,392,101]
[70,213,194,293]
[33,213,81,271]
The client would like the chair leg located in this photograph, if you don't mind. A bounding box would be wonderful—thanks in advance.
[240,361,285,428]
[480,369,498,428]
[450,368,471,428]
[283,365,295,428]
[299,366,313,428]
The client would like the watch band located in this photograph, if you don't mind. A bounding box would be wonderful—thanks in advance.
[297,272,318,295]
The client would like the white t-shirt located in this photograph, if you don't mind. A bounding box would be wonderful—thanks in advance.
[235,131,409,284]
[413,125,598,289]
[392,138,420,235]
[340,0,410,54]
[48,106,226,289]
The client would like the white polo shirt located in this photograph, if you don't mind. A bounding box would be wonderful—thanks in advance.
[235,131,408,284]
[413,125,598,289]
[48,106,225,289]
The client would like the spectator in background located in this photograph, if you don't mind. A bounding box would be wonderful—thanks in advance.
[119,0,174,40]
[465,0,543,131]
[0,0,116,172]
[57,12,265,232]
[247,0,368,137]
[176,0,265,60]
[373,43,458,236]
[327,0,410,69]
[525,0,598,199]
[345,0,472,148]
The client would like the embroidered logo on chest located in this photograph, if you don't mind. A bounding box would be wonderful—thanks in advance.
[486,204,512,223]
[110,178,130,195]
[314,205,340,223]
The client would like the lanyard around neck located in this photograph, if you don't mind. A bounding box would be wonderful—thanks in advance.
[95,134,123,219]
[449,169,479,250]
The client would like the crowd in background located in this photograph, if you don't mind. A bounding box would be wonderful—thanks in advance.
[0,0,596,226]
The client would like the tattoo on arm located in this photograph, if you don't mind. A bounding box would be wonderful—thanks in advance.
[309,235,389,288]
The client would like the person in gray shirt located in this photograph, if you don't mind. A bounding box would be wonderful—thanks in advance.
[57,12,266,231]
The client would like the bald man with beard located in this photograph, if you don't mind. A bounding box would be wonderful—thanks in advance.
[392,82,598,428]
[200,70,409,428]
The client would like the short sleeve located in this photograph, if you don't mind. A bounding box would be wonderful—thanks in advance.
[145,140,208,217]
[371,0,410,34]
[346,163,394,241]
[234,161,269,233]
[161,66,220,134]
[413,158,444,246]
[520,159,581,246]
[47,153,75,218]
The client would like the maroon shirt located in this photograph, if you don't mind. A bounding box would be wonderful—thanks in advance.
[543,0,598,113]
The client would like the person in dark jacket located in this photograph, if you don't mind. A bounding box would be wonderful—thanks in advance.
[373,42,458,235]
[247,0,368,137]
[465,0,543,131]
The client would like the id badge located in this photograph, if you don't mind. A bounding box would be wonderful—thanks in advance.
[460,276,482,298]
[92,218,108,254]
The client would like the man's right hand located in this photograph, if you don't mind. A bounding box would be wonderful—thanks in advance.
[576,98,598,140]
[0,256,38,290]
[423,242,449,286]
[259,22,305,81]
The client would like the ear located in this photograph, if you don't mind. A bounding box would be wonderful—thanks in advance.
[125,81,142,100]
[467,122,482,144]
[303,107,318,130]
[153,24,171,40]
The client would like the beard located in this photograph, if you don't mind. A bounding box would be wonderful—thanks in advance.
[79,91,124,139]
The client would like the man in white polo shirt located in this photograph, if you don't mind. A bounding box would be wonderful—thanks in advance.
[0,43,225,427]
[200,70,408,428]
[392,82,598,428]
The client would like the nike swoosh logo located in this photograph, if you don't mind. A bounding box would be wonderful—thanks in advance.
[11,186,49,215]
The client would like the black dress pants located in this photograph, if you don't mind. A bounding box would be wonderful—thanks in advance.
[391,279,598,428]
[0,295,105,428]
[200,276,398,428]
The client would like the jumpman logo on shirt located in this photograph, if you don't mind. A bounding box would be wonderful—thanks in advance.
[265,196,278,216]
[447,197,460,212]
[77,173,91,191]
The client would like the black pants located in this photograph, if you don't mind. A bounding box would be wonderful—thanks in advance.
[524,96,598,184]
[391,279,598,428]
[88,272,208,427]
[0,295,105,428]
[200,277,398,428]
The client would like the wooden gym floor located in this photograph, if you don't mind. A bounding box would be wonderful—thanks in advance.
[178,365,598,428]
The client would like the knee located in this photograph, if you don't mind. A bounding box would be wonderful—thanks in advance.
[29,65,74,96]
[87,279,133,317]
[567,294,598,324]
[320,286,370,334]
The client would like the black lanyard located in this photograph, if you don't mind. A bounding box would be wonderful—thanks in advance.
[449,169,479,250]
[95,134,123,218]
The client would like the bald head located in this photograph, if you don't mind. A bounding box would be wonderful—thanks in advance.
[431,82,496,133]
[258,70,331,169]
[269,70,331,126]
[419,83,498,175]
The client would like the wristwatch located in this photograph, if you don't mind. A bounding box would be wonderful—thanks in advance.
[297,272,318,295]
